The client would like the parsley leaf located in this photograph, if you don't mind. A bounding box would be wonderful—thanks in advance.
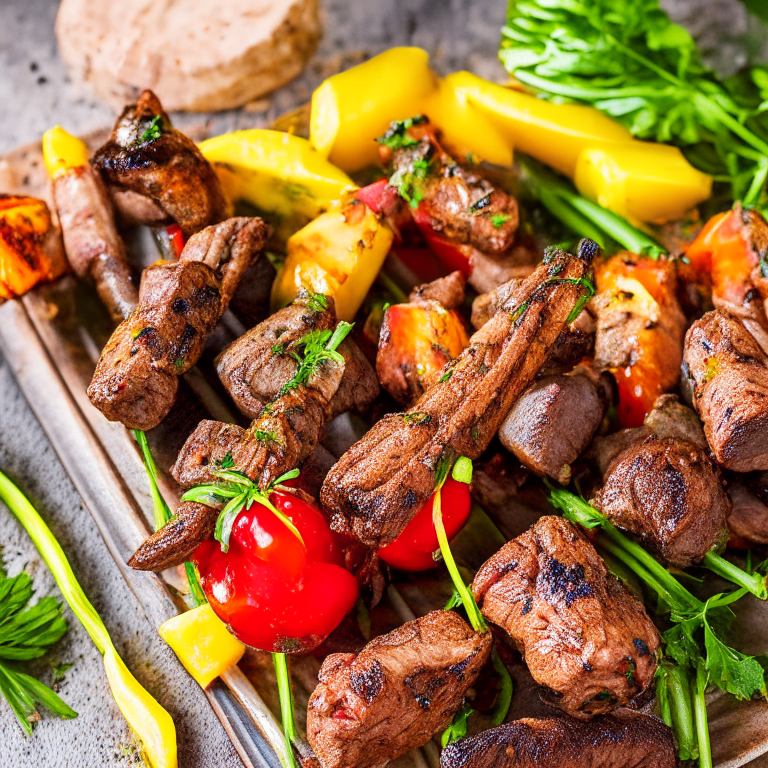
[389,157,431,209]
[377,116,427,150]
[490,213,511,228]
[139,114,164,144]
[441,704,475,747]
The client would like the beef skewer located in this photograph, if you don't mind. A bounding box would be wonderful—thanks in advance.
[321,239,597,550]
[439,711,676,768]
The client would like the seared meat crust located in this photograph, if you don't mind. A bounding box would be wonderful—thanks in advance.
[306,610,491,768]
[499,367,611,485]
[684,309,768,471]
[728,482,768,545]
[52,163,138,323]
[321,241,597,548]
[439,711,676,768]
[472,516,660,718]
[409,270,466,309]
[92,90,231,236]
[87,217,269,430]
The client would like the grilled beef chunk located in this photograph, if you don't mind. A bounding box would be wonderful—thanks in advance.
[728,482,768,545]
[440,712,676,768]
[472,516,660,718]
[216,293,379,420]
[87,217,269,431]
[52,162,138,323]
[306,610,491,768]
[377,273,469,406]
[499,366,611,485]
[592,253,686,395]
[321,241,597,549]
[381,118,519,258]
[684,309,768,471]
[92,90,231,236]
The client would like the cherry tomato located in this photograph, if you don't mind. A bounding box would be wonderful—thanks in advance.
[614,364,660,429]
[378,478,472,571]
[193,491,358,652]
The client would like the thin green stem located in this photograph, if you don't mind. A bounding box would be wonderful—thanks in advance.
[433,487,486,633]
[667,664,697,760]
[490,647,512,726]
[694,663,713,768]
[703,551,767,600]
[273,652,298,768]
[377,270,408,304]
[184,563,206,607]
[132,430,172,529]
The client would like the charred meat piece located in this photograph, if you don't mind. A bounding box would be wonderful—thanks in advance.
[52,161,138,323]
[592,253,686,427]
[306,610,491,768]
[684,309,768,471]
[728,482,768,546]
[472,282,595,376]
[380,118,519,258]
[377,272,469,405]
[592,412,730,568]
[321,240,597,549]
[440,711,676,768]
[408,270,466,309]
[217,293,378,420]
[92,90,231,236]
[87,217,269,431]
[499,366,611,485]
[472,516,660,718]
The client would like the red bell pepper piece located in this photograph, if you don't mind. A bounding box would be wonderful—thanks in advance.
[166,224,186,259]
[410,205,473,277]
[377,478,472,571]
[193,491,358,652]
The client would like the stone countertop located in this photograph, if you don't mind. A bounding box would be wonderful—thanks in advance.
[1,0,767,767]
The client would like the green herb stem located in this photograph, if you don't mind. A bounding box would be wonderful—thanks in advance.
[665,664,698,761]
[490,647,513,726]
[377,270,409,304]
[702,551,768,600]
[694,663,713,768]
[273,652,298,768]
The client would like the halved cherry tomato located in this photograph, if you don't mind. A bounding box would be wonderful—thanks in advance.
[378,478,472,571]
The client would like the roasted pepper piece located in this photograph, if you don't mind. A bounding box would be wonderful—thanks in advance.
[310,47,438,172]
[377,301,469,405]
[159,604,245,689]
[448,71,632,176]
[574,143,712,224]
[0,195,67,301]
[198,130,355,243]
[42,125,90,179]
[271,195,394,321]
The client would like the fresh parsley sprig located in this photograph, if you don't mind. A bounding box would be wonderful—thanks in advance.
[501,0,768,204]
[0,569,76,734]
[181,468,303,551]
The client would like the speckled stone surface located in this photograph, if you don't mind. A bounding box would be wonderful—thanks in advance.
[1,0,767,766]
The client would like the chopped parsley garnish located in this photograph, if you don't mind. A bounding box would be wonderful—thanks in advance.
[377,115,427,150]
[400,412,432,425]
[139,114,164,144]
[271,342,286,357]
[438,369,453,383]
[306,292,329,313]
[253,429,280,447]
[217,453,235,470]
[490,213,511,228]
[389,157,431,209]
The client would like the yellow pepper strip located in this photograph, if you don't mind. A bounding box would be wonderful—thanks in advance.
[199,129,356,244]
[574,143,713,224]
[271,195,394,322]
[0,471,177,768]
[446,71,633,177]
[310,47,438,172]
[424,73,513,168]
[159,604,245,690]
[42,126,90,178]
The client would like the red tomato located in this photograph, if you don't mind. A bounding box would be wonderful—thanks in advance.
[193,491,358,652]
[378,478,472,571]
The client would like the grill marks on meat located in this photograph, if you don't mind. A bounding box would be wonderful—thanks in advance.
[592,396,730,567]
[684,309,768,471]
[52,163,138,323]
[499,366,611,485]
[439,711,676,768]
[92,90,231,236]
[216,293,378,420]
[87,217,269,431]
[306,610,491,768]
[382,119,519,258]
[472,516,660,718]
[321,241,597,549]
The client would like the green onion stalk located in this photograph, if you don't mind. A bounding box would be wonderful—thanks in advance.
[434,457,513,745]
[132,430,206,606]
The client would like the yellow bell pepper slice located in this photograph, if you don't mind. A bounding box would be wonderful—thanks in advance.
[0,471,177,768]
[159,604,245,690]
[271,196,394,321]
[424,73,513,168]
[310,47,438,172]
[42,125,90,178]
[199,129,356,243]
[447,71,633,176]
[574,143,713,224]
